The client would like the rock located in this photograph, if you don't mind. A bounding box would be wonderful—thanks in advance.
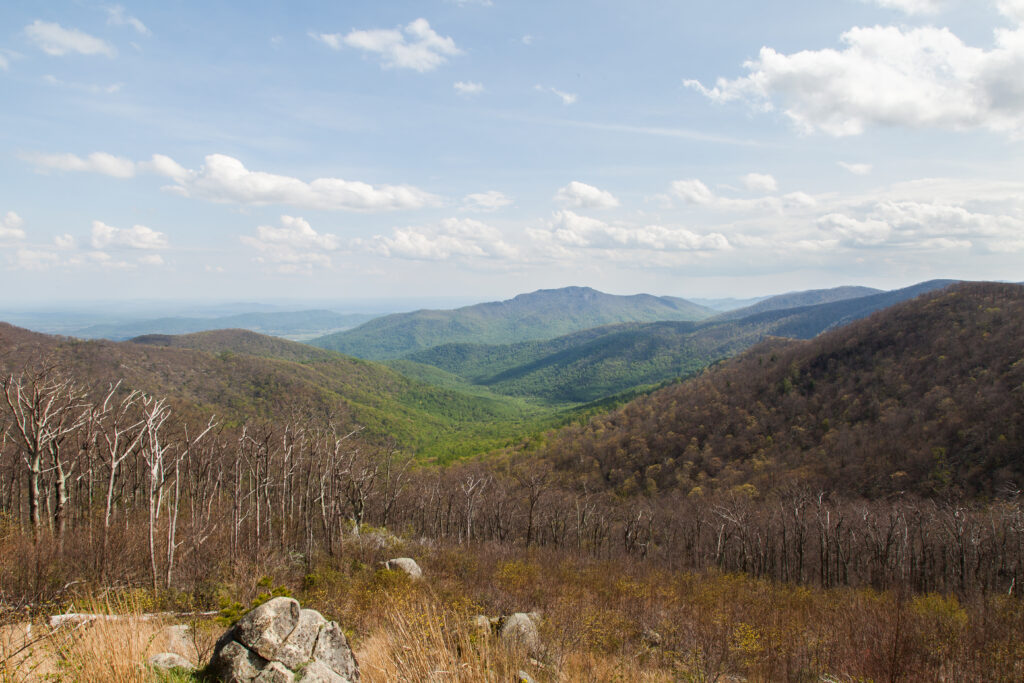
[255,661,296,682]
[384,557,422,580]
[277,609,327,670]
[208,599,358,683]
[235,597,302,661]
[499,613,541,656]
[312,621,360,681]
[149,652,195,671]
[298,660,348,682]
[516,670,537,683]
[471,614,492,638]
[210,638,270,682]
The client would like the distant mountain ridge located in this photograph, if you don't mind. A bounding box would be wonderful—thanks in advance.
[70,309,376,341]
[310,286,715,359]
[711,285,883,321]
[400,280,960,403]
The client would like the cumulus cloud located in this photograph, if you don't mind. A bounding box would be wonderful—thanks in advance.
[454,81,484,96]
[68,250,133,269]
[315,18,461,72]
[671,178,816,212]
[741,173,778,193]
[27,151,137,178]
[138,254,164,266]
[555,181,620,210]
[24,20,116,57]
[240,216,339,273]
[535,85,577,105]
[463,190,513,212]
[534,210,730,252]
[366,218,517,261]
[1,211,26,241]
[14,249,59,270]
[839,162,873,175]
[105,6,150,35]
[999,0,1024,23]
[817,199,1024,250]
[90,221,167,250]
[54,234,75,249]
[685,21,1024,137]
[167,154,440,212]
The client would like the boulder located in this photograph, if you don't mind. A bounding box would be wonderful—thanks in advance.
[208,599,358,682]
[235,597,301,661]
[383,557,423,580]
[148,651,195,672]
[499,613,541,657]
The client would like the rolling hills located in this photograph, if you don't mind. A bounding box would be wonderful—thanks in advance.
[310,286,714,359]
[0,324,557,460]
[399,280,960,403]
[535,281,1024,499]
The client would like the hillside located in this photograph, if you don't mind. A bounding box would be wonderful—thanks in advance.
[310,286,714,359]
[711,285,884,321]
[70,309,375,341]
[534,282,1024,499]
[403,280,959,403]
[0,324,554,460]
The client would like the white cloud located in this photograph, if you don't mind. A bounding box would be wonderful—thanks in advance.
[839,162,873,175]
[522,35,534,45]
[43,74,123,94]
[138,254,164,266]
[686,22,1024,137]
[168,154,440,212]
[27,151,137,178]
[534,85,577,105]
[68,250,133,269]
[143,154,189,182]
[315,18,461,72]
[554,181,621,209]
[998,0,1024,23]
[866,0,944,14]
[454,81,484,96]
[90,221,168,250]
[1,211,26,241]
[14,249,59,270]
[0,54,8,71]
[670,179,715,205]
[241,216,339,273]
[105,6,150,36]
[535,210,730,252]
[24,20,116,57]
[54,234,75,249]
[741,173,778,193]
[366,218,517,261]
[463,190,513,211]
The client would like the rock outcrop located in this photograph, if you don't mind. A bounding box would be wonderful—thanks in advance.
[383,557,423,580]
[208,597,358,682]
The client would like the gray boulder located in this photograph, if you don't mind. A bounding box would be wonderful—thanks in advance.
[148,651,195,672]
[384,557,423,580]
[499,613,541,657]
[208,599,359,683]
[235,597,301,661]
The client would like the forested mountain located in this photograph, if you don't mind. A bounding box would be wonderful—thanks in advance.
[0,323,551,459]
[711,285,884,321]
[69,309,375,341]
[310,286,714,359]
[535,282,1024,499]
[401,280,961,403]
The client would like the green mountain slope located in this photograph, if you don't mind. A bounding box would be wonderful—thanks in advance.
[536,281,1024,499]
[310,286,714,359]
[0,325,556,461]
[405,280,959,403]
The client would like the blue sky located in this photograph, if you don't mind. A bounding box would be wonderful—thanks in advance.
[1,0,1022,304]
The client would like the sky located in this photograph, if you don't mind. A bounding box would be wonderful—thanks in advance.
[1,0,1022,305]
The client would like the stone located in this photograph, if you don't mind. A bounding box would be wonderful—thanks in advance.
[499,613,541,657]
[148,652,195,672]
[235,597,302,661]
[277,609,327,669]
[471,614,492,638]
[384,557,423,580]
[516,671,537,683]
[298,660,349,682]
[312,621,360,681]
[255,661,296,682]
[210,638,270,682]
